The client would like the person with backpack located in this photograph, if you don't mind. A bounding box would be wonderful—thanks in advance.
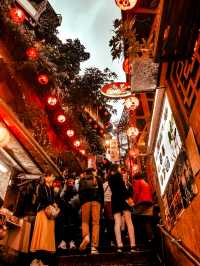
[79,168,104,254]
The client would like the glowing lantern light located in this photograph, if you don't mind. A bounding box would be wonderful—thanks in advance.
[57,114,66,123]
[80,149,86,155]
[133,164,139,172]
[100,129,104,135]
[115,0,137,10]
[37,74,49,85]
[47,96,57,106]
[124,96,139,111]
[66,129,74,137]
[104,111,109,116]
[74,140,80,147]
[93,124,98,129]
[127,126,139,137]
[129,148,139,158]
[26,47,38,60]
[0,127,10,147]
[123,58,132,74]
[88,118,93,123]
[9,7,25,24]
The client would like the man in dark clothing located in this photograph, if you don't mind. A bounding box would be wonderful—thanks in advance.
[57,176,80,250]
[79,168,104,254]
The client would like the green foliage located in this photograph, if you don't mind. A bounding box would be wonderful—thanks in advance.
[109,18,148,61]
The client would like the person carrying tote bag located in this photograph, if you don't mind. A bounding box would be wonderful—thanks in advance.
[30,173,57,253]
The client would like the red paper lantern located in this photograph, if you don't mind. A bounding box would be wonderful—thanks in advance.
[129,148,139,158]
[123,58,132,74]
[80,149,86,155]
[9,7,25,24]
[88,118,93,123]
[47,96,57,106]
[26,47,38,60]
[66,129,74,137]
[37,74,49,85]
[74,140,80,147]
[115,0,137,11]
[127,126,139,137]
[57,114,66,123]
[93,124,98,129]
[124,96,139,111]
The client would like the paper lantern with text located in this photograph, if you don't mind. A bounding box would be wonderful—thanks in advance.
[0,127,10,147]
[115,0,137,11]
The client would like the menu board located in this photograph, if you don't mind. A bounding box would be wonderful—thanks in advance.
[154,96,182,195]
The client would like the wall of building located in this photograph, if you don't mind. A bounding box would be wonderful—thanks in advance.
[156,35,200,265]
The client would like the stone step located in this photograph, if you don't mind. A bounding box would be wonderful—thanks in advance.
[57,250,161,266]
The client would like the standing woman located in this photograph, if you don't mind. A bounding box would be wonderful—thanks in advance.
[30,173,57,259]
[108,164,136,253]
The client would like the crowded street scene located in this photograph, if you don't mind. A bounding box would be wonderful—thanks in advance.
[0,0,200,265]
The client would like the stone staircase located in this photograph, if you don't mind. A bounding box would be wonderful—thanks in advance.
[57,249,162,266]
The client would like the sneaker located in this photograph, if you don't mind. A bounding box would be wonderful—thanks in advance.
[91,247,99,254]
[69,240,76,250]
[117,247,123,253]
[79,235,90,251]
[130,246,137,253]
[58,240,67,250]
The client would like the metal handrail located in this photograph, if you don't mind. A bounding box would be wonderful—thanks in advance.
[157,224,200,266]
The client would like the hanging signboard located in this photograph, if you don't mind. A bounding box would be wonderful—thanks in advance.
[100,82,131,99]
[154,95,182,195]
[131,58,159,92]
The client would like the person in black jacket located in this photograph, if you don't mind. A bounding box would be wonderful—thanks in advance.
[79,168,104,254]
[108,164,136,253]
[30,173,57,254]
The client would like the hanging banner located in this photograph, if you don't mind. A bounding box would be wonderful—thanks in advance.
[100,82,131,98]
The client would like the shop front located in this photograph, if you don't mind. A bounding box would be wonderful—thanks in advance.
[147,89,200,264]
[0,98,61,262]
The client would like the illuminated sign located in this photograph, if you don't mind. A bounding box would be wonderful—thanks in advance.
[100,82,131,98]
[154,96,182,195]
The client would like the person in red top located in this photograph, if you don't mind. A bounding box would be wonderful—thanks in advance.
[133,173,154,245]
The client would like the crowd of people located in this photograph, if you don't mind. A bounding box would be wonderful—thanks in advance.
[29,160,159,265]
